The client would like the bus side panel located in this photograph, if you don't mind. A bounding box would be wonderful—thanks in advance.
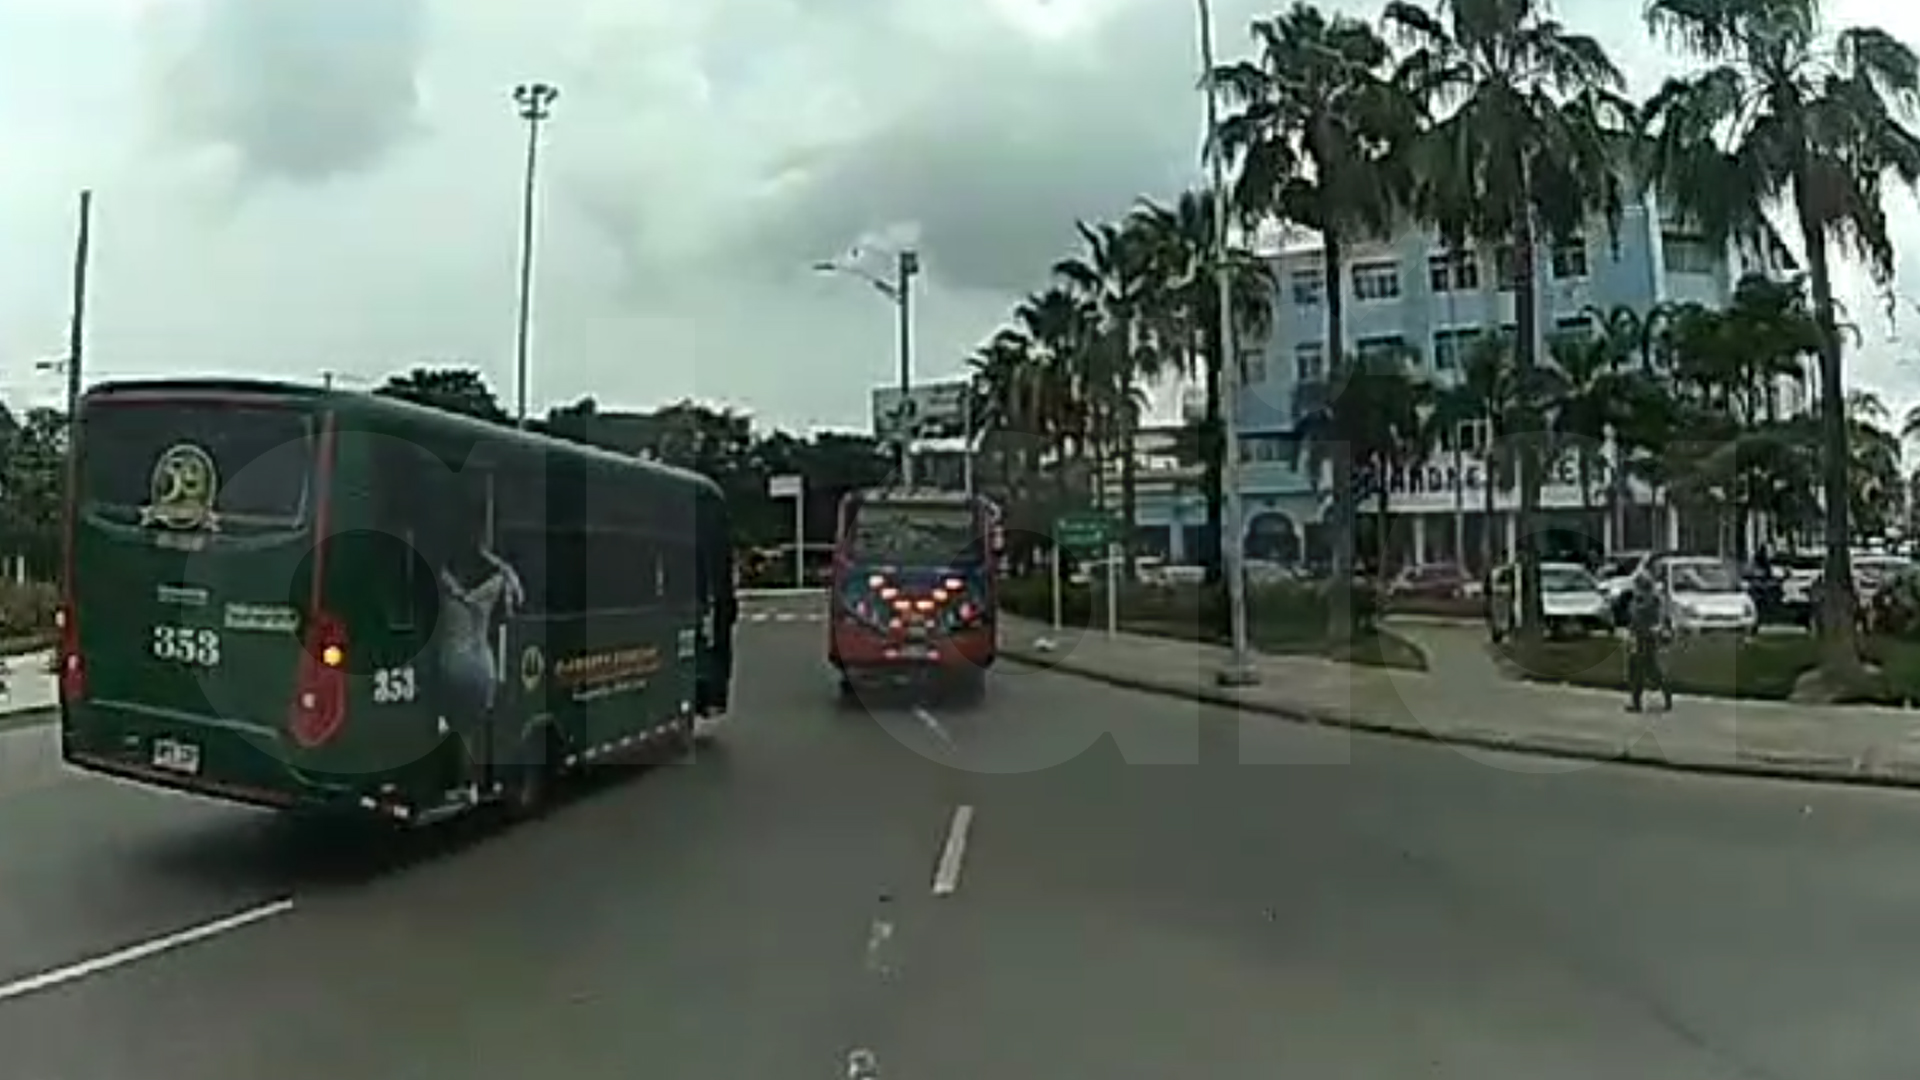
[535,468,699,762]
[301,425,453,806]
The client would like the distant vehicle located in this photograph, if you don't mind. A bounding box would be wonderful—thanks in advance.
[59,379,736,825]
[1770,552,1823,626]
[1487,561,1611,641]
[1660,556,1758,634]
[828,489,997,700]
[1387,562,1472,603]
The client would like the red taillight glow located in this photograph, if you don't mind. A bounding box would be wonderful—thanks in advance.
[57,603,84,702]
[289,611,349,748]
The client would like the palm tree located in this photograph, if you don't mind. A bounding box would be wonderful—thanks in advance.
[1387,0,1635,642]
[1453,331,1524,572]
[1055,218,1161,577]
[1294,344,1430,574]
[1129,190,1275,580]
[1215,1,1415,632]
[1640,0,1920,677]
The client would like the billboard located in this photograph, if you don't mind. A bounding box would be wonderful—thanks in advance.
[871,379,971,442]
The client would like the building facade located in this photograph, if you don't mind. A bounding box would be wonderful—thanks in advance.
[1122,191,1798,570]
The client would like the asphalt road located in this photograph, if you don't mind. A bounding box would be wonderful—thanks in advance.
[4,602,1920,1077]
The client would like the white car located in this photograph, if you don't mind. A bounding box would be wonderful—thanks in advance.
[1486,561,1611,640]
[1660,556,1757,634]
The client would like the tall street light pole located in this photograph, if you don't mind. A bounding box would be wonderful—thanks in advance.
[512,81,559,428]
[814,248,921,487]
[1196,0,1258,686]
[64,190,92,427]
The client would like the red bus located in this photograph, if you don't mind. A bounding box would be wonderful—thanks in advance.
[828,489,996,699]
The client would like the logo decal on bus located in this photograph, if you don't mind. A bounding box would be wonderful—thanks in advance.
[141,442,220,531]
[520,644,545,691]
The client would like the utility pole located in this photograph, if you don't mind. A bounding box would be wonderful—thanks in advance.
[896,248,919,488]
[512,81,559,428]
[1195,0,1257,686]
[814,248,921,487]
[65,190,91,425]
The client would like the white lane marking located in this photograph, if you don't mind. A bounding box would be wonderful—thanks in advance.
[911,705,954,752]
[775,612,797,622]
[0,898,295,1003]
[931,804,976,897]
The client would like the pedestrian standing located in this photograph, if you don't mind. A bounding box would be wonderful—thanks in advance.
[1626,571,1672,713]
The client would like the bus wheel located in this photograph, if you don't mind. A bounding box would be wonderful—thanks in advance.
[502,728,558,821]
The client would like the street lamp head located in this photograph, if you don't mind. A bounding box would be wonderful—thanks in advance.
[513,82,559,120]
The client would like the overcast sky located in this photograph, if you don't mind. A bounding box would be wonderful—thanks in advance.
[1,0,1917,433]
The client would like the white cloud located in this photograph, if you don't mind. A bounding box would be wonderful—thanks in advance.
[0,0,1917,429]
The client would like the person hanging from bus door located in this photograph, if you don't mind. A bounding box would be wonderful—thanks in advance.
[1625,570,1672,713]
[432,479,526,799]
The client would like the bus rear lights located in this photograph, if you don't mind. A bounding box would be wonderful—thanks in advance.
[931,588,949,602]
[944,578,964,592]
[868,574,888,588]
[914,599,935,612]
[57,603,84,701]
[880,586,900,600]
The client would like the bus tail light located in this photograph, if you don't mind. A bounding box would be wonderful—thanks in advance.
[289,610,348,748]
[57,604,84,702]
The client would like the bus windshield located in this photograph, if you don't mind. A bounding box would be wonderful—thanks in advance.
[848,503,978,566]
[80,401,314,531]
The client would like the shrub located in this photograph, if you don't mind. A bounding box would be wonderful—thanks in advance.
[0,580,56,639]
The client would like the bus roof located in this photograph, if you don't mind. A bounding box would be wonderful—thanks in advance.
[847,487,980,505]
[83,377,724,498]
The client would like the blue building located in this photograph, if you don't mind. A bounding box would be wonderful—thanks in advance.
[1121,192,1796,570]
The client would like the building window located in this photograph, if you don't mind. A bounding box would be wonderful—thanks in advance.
[1292,269,1324,306]
[1294,342,1325,383]
[1239,348,1267,386]
[1427,251,1479,293]
[1493,245,1523,289]
[1238,434,1290,463]
[1663,232,1719,274]
[1432,328,1478,372]
[1351,261,1402,301]
[1356,334,1405,366]
[1550,241,1588,279]
[1456,419,1489,453]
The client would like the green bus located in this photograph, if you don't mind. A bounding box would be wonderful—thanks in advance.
[58,379,737,825]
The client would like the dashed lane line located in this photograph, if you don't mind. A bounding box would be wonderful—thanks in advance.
[931,805,976,897]
[0,898,296,1004]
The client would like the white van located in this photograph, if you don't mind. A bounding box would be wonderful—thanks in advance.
[1487,561,1613,641]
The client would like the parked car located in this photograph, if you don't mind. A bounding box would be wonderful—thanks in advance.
[1387,562,1473,603]
[1660,556,1758,635]
[1769,552,1823,626]
[1486,561,1613,641]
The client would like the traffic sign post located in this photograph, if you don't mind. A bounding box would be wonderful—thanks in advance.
[769,474,804,587]
[1048,512,1119,640]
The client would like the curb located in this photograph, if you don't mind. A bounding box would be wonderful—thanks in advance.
[1001,647,1920,792]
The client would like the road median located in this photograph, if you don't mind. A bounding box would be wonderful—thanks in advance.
[1000,616,1920,789]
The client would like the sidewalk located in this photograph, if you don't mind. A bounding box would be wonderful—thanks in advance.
[1000,616,1920,786]
[0,649,56,722]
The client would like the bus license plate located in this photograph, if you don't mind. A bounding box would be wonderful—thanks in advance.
[902,645,936,661]
[151,738,201,775]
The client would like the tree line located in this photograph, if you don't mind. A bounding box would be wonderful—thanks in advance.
[961,0,1920,680]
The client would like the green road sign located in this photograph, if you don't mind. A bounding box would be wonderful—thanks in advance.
[1054,512,1114,553]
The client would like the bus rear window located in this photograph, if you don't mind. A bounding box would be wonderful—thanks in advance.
[81,402,315,530]
[848,504,979,565]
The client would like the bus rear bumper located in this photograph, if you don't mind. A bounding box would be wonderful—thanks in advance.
[830,623,996,671]
[62,703,378,817]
